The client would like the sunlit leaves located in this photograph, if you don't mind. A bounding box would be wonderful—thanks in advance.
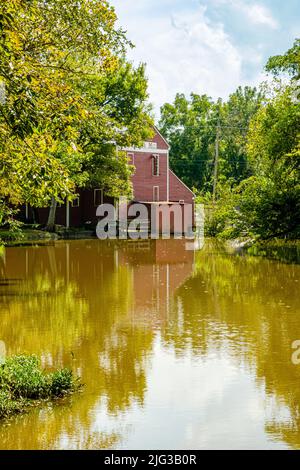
[266,38,300,80]
[0,0,152,226]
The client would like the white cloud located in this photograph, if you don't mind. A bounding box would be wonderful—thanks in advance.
[113,1,252,115]
[213,0,279,29]
[236,2,279,29]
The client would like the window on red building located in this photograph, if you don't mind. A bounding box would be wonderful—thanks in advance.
[145,141,157,149]
[153,186,159,202]
[152,155,159,176]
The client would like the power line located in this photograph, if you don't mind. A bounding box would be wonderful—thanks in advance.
[171,160,250,164]
[165,124,249,131]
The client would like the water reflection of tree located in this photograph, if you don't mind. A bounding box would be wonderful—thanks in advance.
[3,239,300,449]
[0,274,89,357]
[0,241,155,449]
[162,240,300,448]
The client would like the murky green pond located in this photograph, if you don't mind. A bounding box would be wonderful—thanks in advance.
[0,239,299,450]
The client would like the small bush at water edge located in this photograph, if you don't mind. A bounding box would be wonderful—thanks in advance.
[0,355,81,419]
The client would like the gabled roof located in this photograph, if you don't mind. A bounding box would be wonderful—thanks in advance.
[169,169,195,197]
[153,125,170,150]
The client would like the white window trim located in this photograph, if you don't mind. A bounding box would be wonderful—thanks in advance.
[122,147,168,155]
[145,141,157,149]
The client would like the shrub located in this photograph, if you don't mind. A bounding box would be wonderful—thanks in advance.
[0,355,81,420]
[50,369,77,397]
[0,355,48,399]
[0,390,25,419]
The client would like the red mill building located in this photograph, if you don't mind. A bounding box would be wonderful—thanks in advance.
[20,127,195,233]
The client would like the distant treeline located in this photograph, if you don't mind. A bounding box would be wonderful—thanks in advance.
[0,1,298,240]
[159,40,300,240]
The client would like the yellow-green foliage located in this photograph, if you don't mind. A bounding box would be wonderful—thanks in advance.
[0,355,80,419]
[0,0,152,227]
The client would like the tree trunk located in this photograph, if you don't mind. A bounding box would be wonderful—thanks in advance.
[32,207,40,224]
[46,197,57,232]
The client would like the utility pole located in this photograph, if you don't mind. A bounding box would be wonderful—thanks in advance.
[212,121,220,204]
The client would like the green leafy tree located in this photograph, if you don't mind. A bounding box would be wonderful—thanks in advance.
[209,83,300,240]
[218,86,264,184]
[159,93,216,192]
[78,61,152,197]
[228,40,300,240]
[266,38,300,79]
[265,38,300,110]
[0,0,152,230]
[159,87,263,194]
[237,86,300,238]
[202,40,299,240]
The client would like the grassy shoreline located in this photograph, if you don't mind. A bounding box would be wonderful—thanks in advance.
[224,237,300,263]
[0,355,82,421]
[1,228,299,263]
[0,227,96,245]
[246,239,300,264]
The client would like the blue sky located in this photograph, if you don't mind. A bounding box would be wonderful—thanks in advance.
[112,0,300,116]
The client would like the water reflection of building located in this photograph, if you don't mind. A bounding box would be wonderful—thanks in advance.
[1,239,195,286]
[116,239,195,324]
[1,241,300,449]
[0,239,196,449]
[0,239,196,336]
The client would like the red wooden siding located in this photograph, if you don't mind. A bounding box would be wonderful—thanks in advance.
[21,190,114,228]
[150,127,169,150]
[169,170,194,204]
[131,152,168,202]
[18,127,195,231]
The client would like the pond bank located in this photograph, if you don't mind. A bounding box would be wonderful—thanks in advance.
[1,229,300,264]
[0,239,299,449]
[0,228,96,245]
[225,238,300,264]
[246,239,300,264]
